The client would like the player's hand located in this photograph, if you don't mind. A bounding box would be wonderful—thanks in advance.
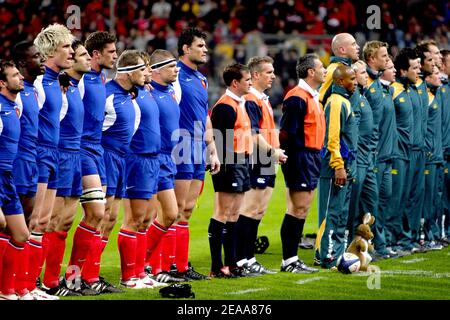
[274,148,288,164]
[58,72,72,93]
[208,153,221,175]
[334,168,347,187]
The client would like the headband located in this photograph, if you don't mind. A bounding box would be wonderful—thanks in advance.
[150,58,177,70]
[116,63,146,73]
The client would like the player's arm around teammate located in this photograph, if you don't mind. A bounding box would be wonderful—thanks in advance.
[278,54,326,273]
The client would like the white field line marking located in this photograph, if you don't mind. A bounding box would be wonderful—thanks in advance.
[400,258,427,264]
[354,270,450,278]
[295,277,325,284]
[225,288,268,295]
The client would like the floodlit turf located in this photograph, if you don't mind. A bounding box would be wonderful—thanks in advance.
[60,172,450,300]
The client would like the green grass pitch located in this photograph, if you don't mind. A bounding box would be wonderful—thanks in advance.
[60,172,450,300]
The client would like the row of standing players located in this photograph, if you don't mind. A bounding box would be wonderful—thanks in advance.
[204,33,450,278]
[0,25,222,299]
[1,26,450,300]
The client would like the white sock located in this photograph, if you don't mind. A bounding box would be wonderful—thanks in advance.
[247,257,257,265]
[236,258,248,267]
[282,256,298,267]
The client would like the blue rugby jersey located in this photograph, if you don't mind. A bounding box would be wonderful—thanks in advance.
[15,80,39,161]
[79,70,107,145]
[58,77,84,151]
[151,81,180,155]
[101,80,136,156]
[130,84,161,155]
[172,61,208,141]
[34,66,63,148]
[0,93,21,170]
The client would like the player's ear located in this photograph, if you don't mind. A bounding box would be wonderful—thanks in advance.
[182,44,190,55]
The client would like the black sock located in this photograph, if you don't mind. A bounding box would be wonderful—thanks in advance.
[246,218,261,260]
[280,214,305,260]
[208,218,225,272]
[223,221,237,268]
[235,215,252,263]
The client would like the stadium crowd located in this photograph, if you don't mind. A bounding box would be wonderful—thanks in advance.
[0,0,449,300]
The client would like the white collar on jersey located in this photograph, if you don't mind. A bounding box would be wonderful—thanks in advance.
[225,88,245,103]
[380,79,392,86]
[249,86,269,101]
[297,79,319,98]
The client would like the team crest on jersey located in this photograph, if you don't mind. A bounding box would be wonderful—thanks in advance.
[442,87,446,93]
[399,97,405,103]
[101,74,106,84]
[201,79,207,89]
[361,102,365,107]
[433,104,438,109]
[15,107,20,117]
[171,93,177,101]
[418,89,422,94]
[370,88,376,93]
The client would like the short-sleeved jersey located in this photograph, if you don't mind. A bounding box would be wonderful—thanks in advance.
[58,76,84,151]
[0,93,21,170]
[210,89,253,157]
[424,84,443,164]
[244,86,279,149]
[391,80,414,161]
[15,80,39,161]
[101,80,136,156]
[377,81,397,162]
[151,81,180,155]
[129,84,161,155]
[351,86,375,166]
[34,66,63,148]
[172,60,208,141]
[79,70,107,145]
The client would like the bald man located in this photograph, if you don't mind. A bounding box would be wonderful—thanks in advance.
[319,33,360,106]
[316,65,358,268]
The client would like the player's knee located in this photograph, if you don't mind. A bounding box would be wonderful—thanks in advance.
[291,204,310,219]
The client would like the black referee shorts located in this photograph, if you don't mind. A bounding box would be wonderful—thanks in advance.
[281,150,321,191]
[212,163,250,193]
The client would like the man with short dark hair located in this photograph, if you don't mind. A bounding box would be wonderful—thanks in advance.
[172,27,220,279]
[316,65,358,269]
[389,48,420,253]
[234,56,286,276]
[66,31,119,294]
[0,60,34,300]
[208,63,253,278]
[279,53,325,273]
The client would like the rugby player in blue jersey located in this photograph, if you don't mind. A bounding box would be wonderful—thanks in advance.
[172,27,220,278]
[41,40,98,296]
[27,24,74,296]
[0,60,34,300]
[92,50,146,291]
[145,50,191,282]
[66,32,120,294]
